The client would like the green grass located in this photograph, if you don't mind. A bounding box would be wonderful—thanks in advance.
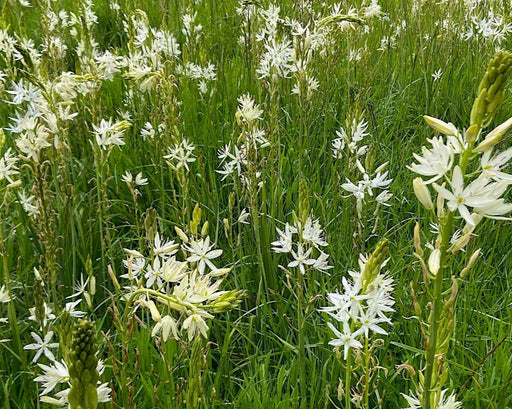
[1,0,512,408]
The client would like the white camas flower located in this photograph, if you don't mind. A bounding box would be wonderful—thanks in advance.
[24,331,59,363]
[164,138,196,171]
[121,171,148,186]
[271,224,297,253]
[0,148,19,183]
[35,360,69,395]
[183,237,223,274]
[92,118,129,150]
[321,250,394,361]
[327,321,363,360]
[0,285,10,303]
[289,244,316,275]
[182,312,210,340]
[433,166,501,226]
[480,148,512,183]
[409,136,455,183]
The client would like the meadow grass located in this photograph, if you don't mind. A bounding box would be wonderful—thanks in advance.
[1,0,512,408]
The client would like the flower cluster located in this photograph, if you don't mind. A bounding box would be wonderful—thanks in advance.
[122,205,244,341]
[334,116,393,213]
[271,213,332,275]
[410,111,512,229]
[217,94,269,187]
[320,239,394,360]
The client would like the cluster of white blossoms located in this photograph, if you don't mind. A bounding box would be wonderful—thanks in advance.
[333,117,393,213]
[271,214,332,275]
[33,354,111,406]
[401,389,461,409]
[121,206,244,341]
[217,94,269,185]
[164,138,197,172]
[410,115,512,228]
[320,240,394,360]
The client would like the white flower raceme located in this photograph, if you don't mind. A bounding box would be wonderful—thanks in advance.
[321,245,394,361]
[121,217,243,342]
[0,147,19,183]
[164,138,196,171]
[272,215,332,274]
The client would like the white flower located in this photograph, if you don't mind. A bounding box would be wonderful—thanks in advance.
[0,285,10,303]
[182,313,209,340]
[327,321,363,360]
[271,223,297,253]
[184,237,223,274]
[28,302,55,329]
[288,244,316,275]
[151,315,179,342]
[92,119,128,150]
[480,148,512,183]
[122,171,148,186]
[24,331,59,363]
[153,233,179,257]
[35,360,69,395]
[164,138,196,171]
[0,148,19,183]
[236,94,263,123]
[301,217,328,248]
[401,391,421,409]
[409,137,455,183]
[433,166,501,226]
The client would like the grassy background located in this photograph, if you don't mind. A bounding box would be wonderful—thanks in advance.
[1,0,512,407]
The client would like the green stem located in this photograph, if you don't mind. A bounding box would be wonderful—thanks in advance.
[0,208,26,368]
[297,271,306,400]
[364,337,370,409]
[423,211,454,409]
[345,348,352,409]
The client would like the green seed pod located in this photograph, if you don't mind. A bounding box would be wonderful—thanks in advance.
[68,319,99,409]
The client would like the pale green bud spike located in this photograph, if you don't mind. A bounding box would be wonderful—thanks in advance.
[298,179,310,222]
[144,208,157,244]
[471,51,512,128]
[361,239,389,293]
[190,204,201,235]
[68,319,99,409]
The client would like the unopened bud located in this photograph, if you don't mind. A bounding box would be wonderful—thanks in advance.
[464,124,480,144]
[423,115,458,136]
[460,248,481,278]
[174,226,189,242]
[475,116,512,152]
[413,178,433,210]
[414,223,423,257]
[428,248,441,276]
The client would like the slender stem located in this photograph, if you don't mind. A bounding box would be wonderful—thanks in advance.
[345,348,352,409]
[364,337,370,409]
[297,271,306,399]
[0,205,26,367]
[423,211,454,409]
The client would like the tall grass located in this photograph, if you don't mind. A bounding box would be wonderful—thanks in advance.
[0,0,512,408]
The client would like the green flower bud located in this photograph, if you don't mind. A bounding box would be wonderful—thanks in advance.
[361,238,389,293]
[471,51,512,128]
[68,319,99,409]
